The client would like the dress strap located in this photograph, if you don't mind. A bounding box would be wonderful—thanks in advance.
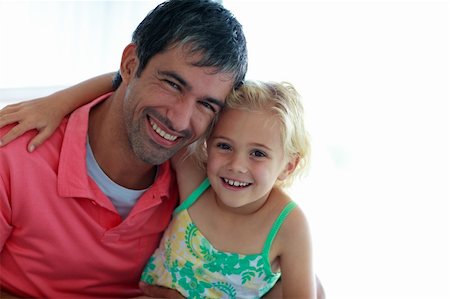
[174,178,210,215]
[262,201,297,258]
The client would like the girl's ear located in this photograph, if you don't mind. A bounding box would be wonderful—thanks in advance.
[120,43,138,84]
[278,155,300,181]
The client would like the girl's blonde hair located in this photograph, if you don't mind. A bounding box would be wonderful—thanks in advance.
[192,80,311,188]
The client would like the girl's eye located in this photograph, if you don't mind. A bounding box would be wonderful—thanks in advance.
[216,143,231,150]
[251,150,267,158]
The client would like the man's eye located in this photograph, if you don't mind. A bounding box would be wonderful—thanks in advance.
[199,101,217,113]
[164,80,181,91]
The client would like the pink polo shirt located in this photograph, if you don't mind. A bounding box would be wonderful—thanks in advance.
[0,93,178,298]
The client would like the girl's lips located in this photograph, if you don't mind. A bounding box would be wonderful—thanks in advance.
[221,177,252,188]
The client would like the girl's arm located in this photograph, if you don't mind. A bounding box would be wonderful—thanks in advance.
[170,144,208,204]
[279,202,316,299]
[0,72,115,152]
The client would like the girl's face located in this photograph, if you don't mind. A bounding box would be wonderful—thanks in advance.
[206,107,296,213]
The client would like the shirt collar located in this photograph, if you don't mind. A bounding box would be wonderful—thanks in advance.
[57,92,173,203]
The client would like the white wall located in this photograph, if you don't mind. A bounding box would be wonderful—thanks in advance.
[225,1,449,298]
[1,1,449,298]
[0,1,158,91]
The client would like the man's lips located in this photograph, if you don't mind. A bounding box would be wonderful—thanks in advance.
[146,116,179,146]
[150,119,177,141]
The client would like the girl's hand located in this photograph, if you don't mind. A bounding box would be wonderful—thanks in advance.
[139,281,184,298]
[0,96,66,152]
[0,72,116,152]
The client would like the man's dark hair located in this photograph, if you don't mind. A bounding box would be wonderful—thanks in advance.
[113,0,247,90]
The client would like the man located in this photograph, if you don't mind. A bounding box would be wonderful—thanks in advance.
[0,0,247,297]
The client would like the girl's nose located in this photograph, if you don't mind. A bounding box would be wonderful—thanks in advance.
[228,152,248,174]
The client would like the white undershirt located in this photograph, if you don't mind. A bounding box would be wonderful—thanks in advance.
[86,139,149,219]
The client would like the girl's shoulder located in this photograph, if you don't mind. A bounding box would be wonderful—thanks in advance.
[171,151,207,203]
[267,187,305,221]
[268,187,311,253]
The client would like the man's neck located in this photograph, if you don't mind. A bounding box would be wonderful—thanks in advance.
[87,92,157,190]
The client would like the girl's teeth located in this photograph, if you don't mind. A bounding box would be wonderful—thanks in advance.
[224,178,250,187]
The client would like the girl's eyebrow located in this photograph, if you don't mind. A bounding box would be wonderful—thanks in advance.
[210,135,229,141]
[251,143,272,151]
[158,70,225,110]
[211,136,273,152]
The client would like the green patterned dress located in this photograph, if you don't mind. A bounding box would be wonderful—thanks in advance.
[141,178,296,298]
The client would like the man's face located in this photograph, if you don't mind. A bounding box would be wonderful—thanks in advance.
[121,44,234,165]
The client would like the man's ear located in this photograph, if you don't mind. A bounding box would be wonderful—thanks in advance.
[278,155,300,181]
[120,43,138,84]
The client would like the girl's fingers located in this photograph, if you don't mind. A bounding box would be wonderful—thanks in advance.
[27,128,55,152]
[0,102,28,116]
[0,110,22,128]
[0,123,30,147]
[0,98,63,150]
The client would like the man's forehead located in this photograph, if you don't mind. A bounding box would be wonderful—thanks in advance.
[178,44,237,84]
[147,45,234,100]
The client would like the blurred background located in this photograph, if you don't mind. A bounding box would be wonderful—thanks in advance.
[0,1,448,298]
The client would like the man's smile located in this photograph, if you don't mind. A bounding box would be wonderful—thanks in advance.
[149,118,178,141]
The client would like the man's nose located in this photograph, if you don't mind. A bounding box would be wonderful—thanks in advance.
[168,97,196,131]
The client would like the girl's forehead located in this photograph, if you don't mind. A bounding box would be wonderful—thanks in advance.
[214,108,282,137]
[209,108,286,156]
[221,106,271,118]
[220,107,278,127]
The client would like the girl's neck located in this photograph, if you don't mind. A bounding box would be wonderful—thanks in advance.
[213,189,272,216]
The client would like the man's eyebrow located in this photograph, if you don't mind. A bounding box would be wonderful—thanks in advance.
[206,97,225,110]
[158,70,188,88]
[158,70,225,110]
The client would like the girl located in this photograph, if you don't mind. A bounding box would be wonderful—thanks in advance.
[0,79,315,298]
